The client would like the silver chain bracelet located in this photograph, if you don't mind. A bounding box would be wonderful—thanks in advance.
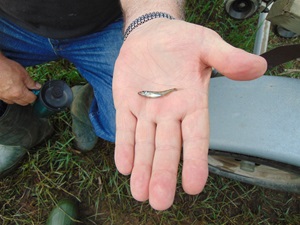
[123,12,175,41]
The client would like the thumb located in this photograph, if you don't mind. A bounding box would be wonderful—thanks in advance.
[202,33,267,81]
[23,73,42,90]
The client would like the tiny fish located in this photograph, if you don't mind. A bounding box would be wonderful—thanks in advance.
[138,88,177,98]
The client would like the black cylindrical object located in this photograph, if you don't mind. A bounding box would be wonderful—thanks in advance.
[224,0,261,20]
[33,80,73,117]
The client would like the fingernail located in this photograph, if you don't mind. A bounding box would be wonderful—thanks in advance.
[35,82,42,89]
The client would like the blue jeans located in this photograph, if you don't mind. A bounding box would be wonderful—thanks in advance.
[0,17,124,142]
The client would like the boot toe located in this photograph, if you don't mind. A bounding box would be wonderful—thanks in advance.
[46,199,79,225]
[0,145,27,178]
[72,117,98,151]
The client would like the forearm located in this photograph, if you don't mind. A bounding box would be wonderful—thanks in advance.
[120,0,186,26]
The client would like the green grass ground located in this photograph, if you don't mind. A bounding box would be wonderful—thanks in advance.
[1,1,299,224]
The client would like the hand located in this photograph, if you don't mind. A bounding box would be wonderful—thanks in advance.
[113,19,267,210]
[0,53,40,105]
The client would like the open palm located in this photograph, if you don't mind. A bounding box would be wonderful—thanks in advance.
[113,19,267,210]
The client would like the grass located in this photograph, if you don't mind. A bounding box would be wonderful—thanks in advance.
[1,0,300,224]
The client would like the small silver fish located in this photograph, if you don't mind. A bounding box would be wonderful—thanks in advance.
[138,88,177,98]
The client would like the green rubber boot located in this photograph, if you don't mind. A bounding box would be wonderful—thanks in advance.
[46,199,79,225]
[0,104,53,178]
[71,84,98,152]
[0,145,27,178]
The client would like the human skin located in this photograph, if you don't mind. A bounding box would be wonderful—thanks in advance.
[0,53,40,105]
[115,0,267,211]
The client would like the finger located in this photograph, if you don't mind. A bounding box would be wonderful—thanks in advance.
[114,108,136,175]
[11,86,37,105]
[23,72,42,90]
[3,81,37,105]
[21,87,37,104]
[3,92,34,106]
[130,119,156,201]
[181,105,209,195]
[200,29,267,80]
[14,99,31,106]
[149,119,181,210]
[3,98,28,106]
[2,100,13,105]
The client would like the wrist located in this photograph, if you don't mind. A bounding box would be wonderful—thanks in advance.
[123,12,175,41]
[121,1,185,27]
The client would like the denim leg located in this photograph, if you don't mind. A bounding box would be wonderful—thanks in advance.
[0,16,123,142]
[58,19,124,142]
[0,18,59,66]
